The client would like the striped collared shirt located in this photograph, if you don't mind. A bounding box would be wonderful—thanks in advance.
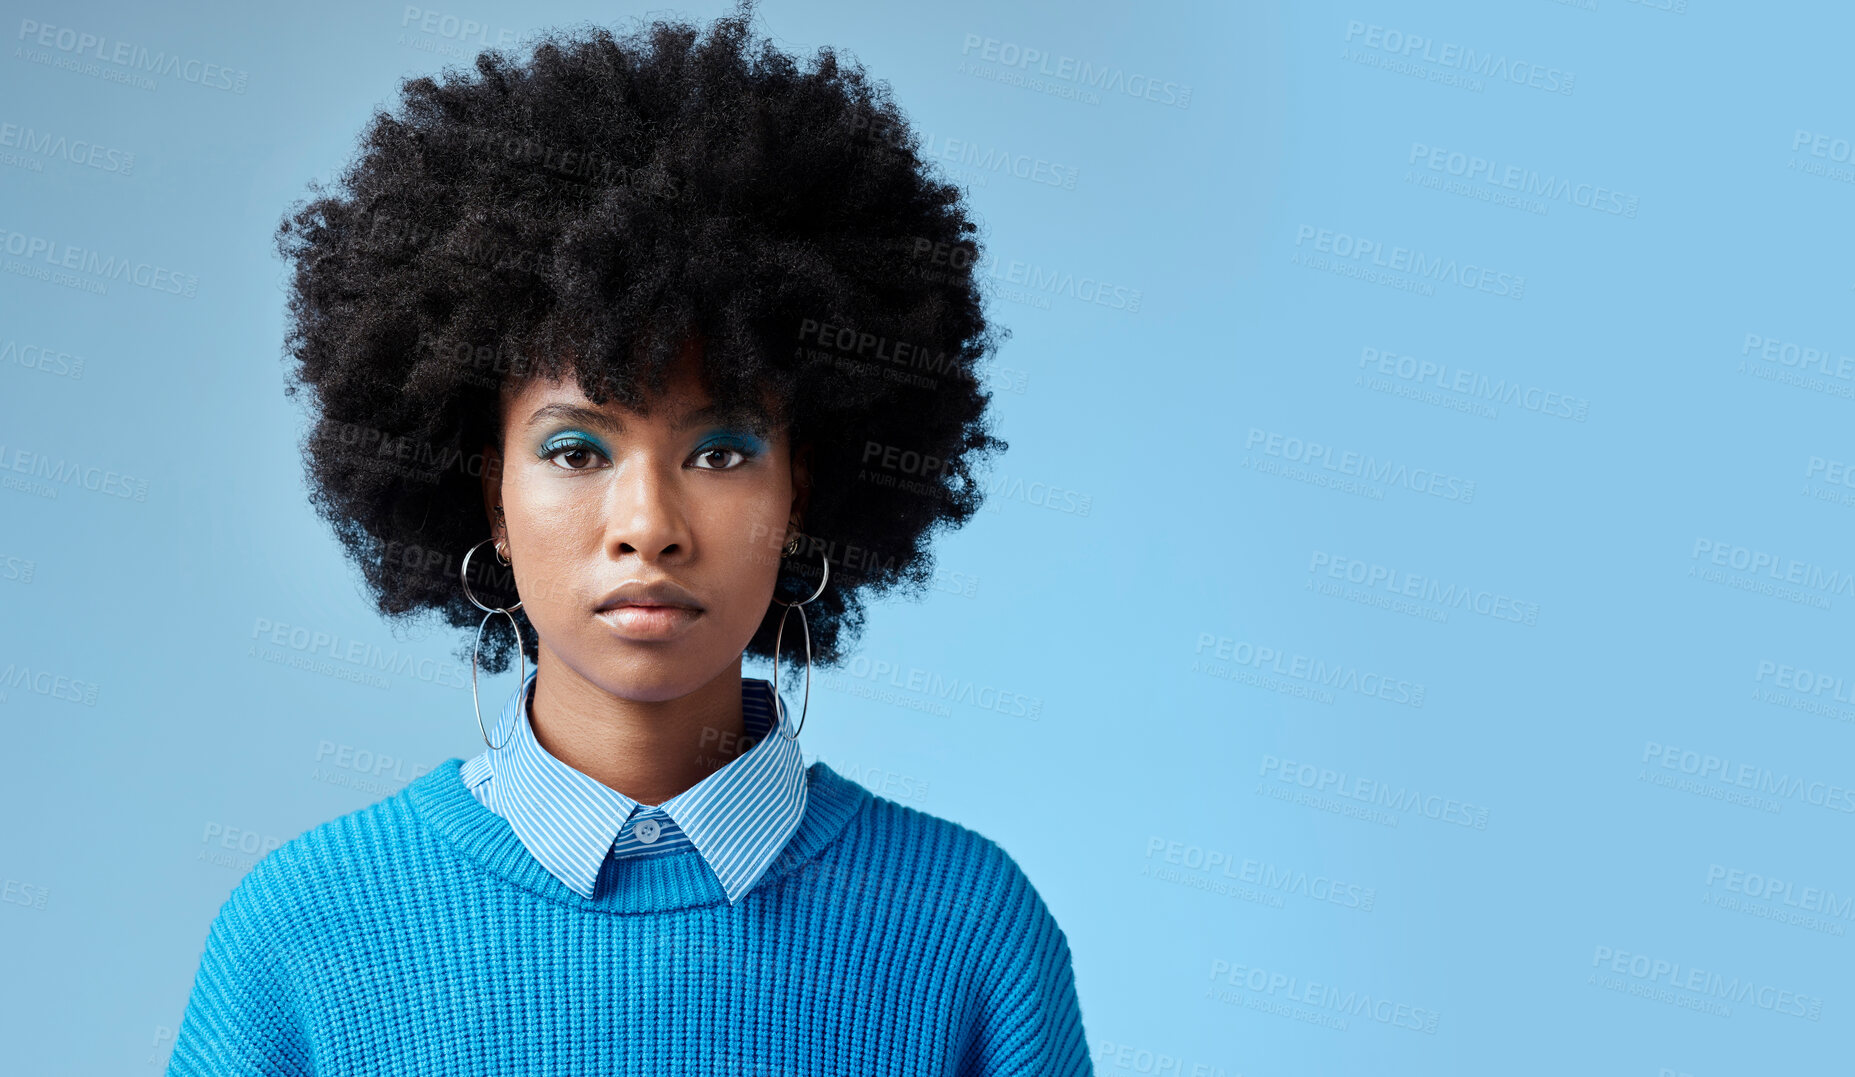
[459,667,810,905]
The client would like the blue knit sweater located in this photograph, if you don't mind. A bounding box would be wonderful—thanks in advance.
[165,758,1093,1075]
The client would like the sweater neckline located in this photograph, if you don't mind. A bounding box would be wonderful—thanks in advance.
[405,755,870,915]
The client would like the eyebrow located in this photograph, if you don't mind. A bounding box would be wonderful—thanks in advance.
[523,402,744,434]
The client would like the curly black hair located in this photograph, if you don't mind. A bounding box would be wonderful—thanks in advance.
[272,5,1008,677]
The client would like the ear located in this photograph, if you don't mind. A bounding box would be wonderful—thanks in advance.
[788,440,813,530]
[480,440,504,536]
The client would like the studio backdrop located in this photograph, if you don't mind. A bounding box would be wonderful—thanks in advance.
[1,0,1846,1073]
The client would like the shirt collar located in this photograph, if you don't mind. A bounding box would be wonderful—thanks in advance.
[466,666,809,906]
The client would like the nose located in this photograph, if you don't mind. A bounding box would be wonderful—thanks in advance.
[602,453,693,562]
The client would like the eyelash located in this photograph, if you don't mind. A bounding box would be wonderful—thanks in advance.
[537,437,760,472]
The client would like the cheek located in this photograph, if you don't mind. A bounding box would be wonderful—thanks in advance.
[510,478,604,541]
[503,477,608,610]
[701,497,789,594]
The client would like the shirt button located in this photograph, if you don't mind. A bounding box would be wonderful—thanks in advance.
[634,817,661,844]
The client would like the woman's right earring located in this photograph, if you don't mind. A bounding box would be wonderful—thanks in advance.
[461,536,524,750]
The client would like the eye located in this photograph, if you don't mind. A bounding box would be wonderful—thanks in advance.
[539,437,608,471]
[690,434,763,471]
[690,443,752,471]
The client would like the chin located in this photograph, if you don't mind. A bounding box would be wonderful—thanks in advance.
[574,641,730,702]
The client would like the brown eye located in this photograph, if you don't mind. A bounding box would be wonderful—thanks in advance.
[539,437,608,470]
[689,434,761,470]
[692,447,748,470]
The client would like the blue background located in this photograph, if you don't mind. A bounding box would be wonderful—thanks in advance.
[2,0,1847,1073]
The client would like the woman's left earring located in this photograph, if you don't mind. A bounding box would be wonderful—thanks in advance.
[771,533,829,740]
[461,536,523,750]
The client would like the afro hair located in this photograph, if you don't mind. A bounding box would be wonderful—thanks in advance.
[273,5,1009,677]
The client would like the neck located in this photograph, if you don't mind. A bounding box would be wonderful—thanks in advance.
[526,645,749,805]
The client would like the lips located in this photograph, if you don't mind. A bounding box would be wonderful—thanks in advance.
[596,605,700,634]
[594,578,705,613]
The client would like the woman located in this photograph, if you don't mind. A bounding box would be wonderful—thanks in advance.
[165,8,1093,1075]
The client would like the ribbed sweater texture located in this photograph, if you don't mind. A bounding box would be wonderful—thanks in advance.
[164,758,1093,1076]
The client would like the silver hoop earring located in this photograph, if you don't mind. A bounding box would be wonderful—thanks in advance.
[771,536,828,740]
[461,537,524,750]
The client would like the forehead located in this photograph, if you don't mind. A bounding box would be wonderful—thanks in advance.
[497,350,780,437]
[501,331,704,413]
[504,360,709,415]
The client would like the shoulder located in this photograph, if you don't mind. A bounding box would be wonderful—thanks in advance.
[864,788,1029,888]
[818,774,1091,1071]
[210,766,442,941]
[810,762,1014,874]
[809,764,1064,943]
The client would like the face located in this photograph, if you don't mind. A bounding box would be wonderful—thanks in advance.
[480,345,810,702]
